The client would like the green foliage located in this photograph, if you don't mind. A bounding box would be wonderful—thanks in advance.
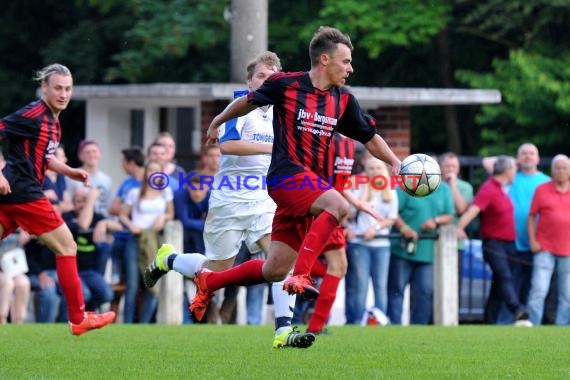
[306,0,451,58]
[2,325,570,379]
[0,1,77,115]
[459,0,570,49]
[268,1,323,69]
[78,0,125,14]
[103,0,228,82]
[455,0,570,156]
[0,0,568,157]
[457,49,570,156]
[42,20,119,84]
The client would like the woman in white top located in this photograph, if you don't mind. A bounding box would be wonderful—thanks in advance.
[345,157,398,323]
[0,155,30,324]
[0,232,30,324]
[120,160,174,323]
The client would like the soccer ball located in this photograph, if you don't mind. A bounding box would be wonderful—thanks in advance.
[399,153,441,197]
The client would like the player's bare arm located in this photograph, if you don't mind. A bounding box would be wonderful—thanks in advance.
[47,156,89,186]
[207,96,257,144]
[341,188,384,222]
[0,172,11,195]
[220,140,272,155]
[365,135,401,176]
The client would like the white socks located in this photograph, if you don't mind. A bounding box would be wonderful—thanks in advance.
[273,279,296,335]
[172,253,208,278]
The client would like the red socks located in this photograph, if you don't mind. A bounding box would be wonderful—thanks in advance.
[311,259,328,278]
[56,256,85,324]
[293,211,339,275]
[207,259,266,290]
[307,274,341,333]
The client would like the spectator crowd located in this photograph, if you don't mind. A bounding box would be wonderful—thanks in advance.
[1,131,569,328]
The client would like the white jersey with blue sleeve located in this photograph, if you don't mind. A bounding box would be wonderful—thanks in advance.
[209,106,274,205]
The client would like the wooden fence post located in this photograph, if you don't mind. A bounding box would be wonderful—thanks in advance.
[156,220,184,325]
[433,224,458,326]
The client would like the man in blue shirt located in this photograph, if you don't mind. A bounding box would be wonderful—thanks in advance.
[493,143,550,324]
[107,146,145,321]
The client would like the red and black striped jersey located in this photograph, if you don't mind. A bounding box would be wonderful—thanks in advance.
[325,133,356,191]
[0,100,60,204]
[247,71,376,184]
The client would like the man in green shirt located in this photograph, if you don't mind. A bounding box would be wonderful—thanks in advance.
[440,153,474,226]
[439,152,474,317]
[387,177,454,324]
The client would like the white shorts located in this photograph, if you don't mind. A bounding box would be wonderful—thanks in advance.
[204,198,276,261]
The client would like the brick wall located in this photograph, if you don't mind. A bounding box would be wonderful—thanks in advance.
[200,100,228,149]
[372,106,411,159]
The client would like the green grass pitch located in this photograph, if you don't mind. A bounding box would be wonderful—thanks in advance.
[1,324,569,379]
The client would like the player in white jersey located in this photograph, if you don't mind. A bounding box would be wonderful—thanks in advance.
[204,98,276,261]
[144,51,315,348]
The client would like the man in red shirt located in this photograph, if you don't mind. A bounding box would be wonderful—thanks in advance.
[0,64,115,335]
[456,155,531,326]
[527,154,570,325]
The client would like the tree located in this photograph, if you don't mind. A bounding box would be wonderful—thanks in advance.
[303,0,451,59]
[100,0,229,82]
[2,0,567,158]
[458,50,570,156]
[456,0,570,156]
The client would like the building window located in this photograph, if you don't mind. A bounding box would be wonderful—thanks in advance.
[159,107,198,171]
[130,109,144,147]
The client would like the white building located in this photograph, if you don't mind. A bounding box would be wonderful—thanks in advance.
[72,83,500,188]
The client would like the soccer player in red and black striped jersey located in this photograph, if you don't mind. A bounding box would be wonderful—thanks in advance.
[306,133,386,334]
[188,26,401,325]
[0,63,115,335]
[304,133,357,334]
